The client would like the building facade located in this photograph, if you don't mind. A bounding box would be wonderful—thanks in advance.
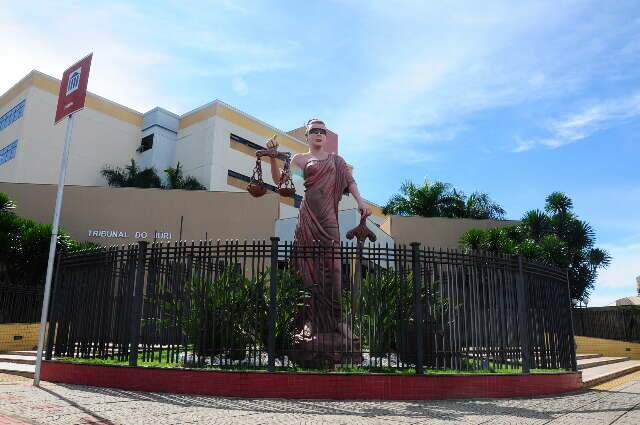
[1,70,517,249]
[0,70,384,222]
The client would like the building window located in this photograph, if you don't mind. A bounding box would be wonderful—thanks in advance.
[0,100,26,133]
[0,140,18,167]
[137,134,154,153]
[227,169,302,208]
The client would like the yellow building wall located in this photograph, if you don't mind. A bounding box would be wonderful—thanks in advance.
[575,336,640,360]
[0,323,41,351]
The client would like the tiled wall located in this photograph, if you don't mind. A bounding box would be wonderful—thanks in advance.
[0,323,40,351]
[576,336,640,360]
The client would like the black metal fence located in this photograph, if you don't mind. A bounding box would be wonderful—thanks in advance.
[573,306,640,342]
[0,263,43,324]
[44,239,577,373]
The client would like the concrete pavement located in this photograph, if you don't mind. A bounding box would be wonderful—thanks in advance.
[1,372,640,424]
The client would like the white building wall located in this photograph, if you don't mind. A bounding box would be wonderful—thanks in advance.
[0,90,28,182]
[210,114,301,189]
[1,85,142,187]
[175,116,215,189]
[138,108,178,181]
[138,128,177,179]
[1,72,387,227]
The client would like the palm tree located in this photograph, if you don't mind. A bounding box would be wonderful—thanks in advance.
[464,192,506,220]
[383,180,452,217]
[459,192,611,303]
[520,209,550,242]
[164,162,206,190]
[383,179,505,219]
[101,159,162,189]
[545,192,573,216]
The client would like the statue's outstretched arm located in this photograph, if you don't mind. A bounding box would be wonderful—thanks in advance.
[265,136,283,185]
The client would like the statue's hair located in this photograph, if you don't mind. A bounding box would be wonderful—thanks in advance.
[305,118,325,136]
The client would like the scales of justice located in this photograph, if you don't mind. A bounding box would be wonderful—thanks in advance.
[246,118,376,368]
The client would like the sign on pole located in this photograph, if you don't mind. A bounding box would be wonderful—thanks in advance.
[34,53,93,386]
[54,53,93,124]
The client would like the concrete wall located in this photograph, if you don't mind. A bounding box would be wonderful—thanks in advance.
[381,216,520,249]
[0,182,279,245]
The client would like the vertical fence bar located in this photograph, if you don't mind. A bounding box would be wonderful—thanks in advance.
[516,256,531,374]
[268,236,279,372]
[129,241,148,367]
[44,251,64,361]
[566,270,578,372]
[411,242,424,375]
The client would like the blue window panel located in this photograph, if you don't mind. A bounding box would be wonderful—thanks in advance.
[0,140,18,166]
[0,100,26,132]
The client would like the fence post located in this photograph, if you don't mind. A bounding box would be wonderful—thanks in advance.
[268,236,280,372]
[44,251,63,361]
[129,241,148,367]
[516,256,531,374]
[566,270,578,372]
[411,242,424,375]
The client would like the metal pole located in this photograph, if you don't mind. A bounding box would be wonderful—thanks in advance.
[566,269,578,372]
[516,255,531,374]
[129,241,148,366]
[267,236,279,372]
[34,113,75,386]
[411,242,424,375]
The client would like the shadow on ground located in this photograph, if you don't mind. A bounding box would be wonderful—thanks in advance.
[35,382,637,423]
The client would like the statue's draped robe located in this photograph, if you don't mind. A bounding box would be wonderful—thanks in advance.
[292,153,354,363]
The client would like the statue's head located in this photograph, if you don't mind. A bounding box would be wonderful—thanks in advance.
[305,118,327,150]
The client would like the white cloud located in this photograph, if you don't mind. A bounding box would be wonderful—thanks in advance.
[231,77,249,96]
[515,93,640,152]
[0,1,299,114]
[330,1,616,160]
[585,293,618,307]
[587,240,640,307]
[0,3,180,112]
[596,241,640,290]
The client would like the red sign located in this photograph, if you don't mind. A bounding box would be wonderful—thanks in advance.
[54,53,93,124]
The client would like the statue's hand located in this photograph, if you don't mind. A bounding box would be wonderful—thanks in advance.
[256,135,279,158]
[357,200,372,219]
[266,135,279,150]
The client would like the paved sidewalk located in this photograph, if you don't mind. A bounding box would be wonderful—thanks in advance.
[1,373,640,424]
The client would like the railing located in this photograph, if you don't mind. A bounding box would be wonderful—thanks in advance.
[44,239,577,373]
[573,306,640,342]
[0,262,43,324]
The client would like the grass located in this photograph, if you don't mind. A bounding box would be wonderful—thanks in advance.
[57,355,567,375]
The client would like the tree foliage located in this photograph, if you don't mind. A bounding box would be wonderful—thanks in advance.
[101,159,162,189]
[382,179,505,219]
[459,192,611,303]
[164,162,206,190]
[0,193,98,287]
[101,160,206,190]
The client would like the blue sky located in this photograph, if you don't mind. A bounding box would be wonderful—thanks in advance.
[1,1,639,305]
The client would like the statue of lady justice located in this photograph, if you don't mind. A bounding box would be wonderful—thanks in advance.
[266,118,371,366]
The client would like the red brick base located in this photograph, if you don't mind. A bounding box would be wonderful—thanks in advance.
[41,361,582,400]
